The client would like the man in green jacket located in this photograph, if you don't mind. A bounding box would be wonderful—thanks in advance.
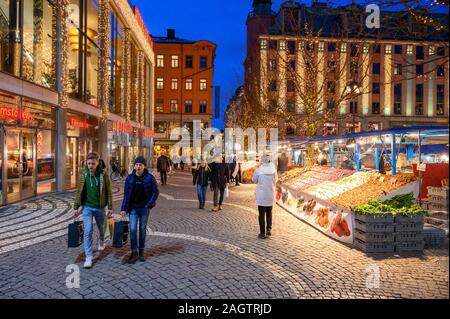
[74,152,113,269]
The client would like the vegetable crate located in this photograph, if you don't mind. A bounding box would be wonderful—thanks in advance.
[355,229,394,243]
[395,241,424,252]
[354,219,395,233]
[354,214,394,223]
[354,238,395,253]
[428,195,449,206]
[427,186,449,199]
[423,224,447,248]
[395,232,424,242]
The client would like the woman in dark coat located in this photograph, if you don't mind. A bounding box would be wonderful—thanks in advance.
[193,160,210,209]
[209,157,230,212]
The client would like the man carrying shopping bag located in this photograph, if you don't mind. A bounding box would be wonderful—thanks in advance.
[120,157,159,264]
[73,152,113,269]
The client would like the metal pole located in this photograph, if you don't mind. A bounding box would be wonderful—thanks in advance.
[418,130,422,206]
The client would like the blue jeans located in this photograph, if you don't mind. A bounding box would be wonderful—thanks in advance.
[82,206,106,258]
[196,184,207,206]
[129,208,150,252]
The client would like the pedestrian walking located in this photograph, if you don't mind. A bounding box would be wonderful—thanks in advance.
[231,155,242,186]
[209,156,230,212]
[252,154,277,239]
[193,160,210,209]
[73,152,113,269]
[120,157,159,264]
[157,151,171,185]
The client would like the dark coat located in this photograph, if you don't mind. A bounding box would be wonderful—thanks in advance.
[121,169,159,213]
[193,167,210,186]
[209,162,230,189]
[157,155,171,172]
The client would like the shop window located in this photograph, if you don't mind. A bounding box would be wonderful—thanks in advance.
[155,121,167,133]
[22,98,56,130]
[37,130,56,194]
[0,91,20,125]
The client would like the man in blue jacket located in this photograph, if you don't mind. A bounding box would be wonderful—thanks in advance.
[120,157,159,264]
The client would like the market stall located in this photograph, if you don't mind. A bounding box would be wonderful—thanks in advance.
[276,126,449,252]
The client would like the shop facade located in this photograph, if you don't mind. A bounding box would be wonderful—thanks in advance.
[0,0,155,205]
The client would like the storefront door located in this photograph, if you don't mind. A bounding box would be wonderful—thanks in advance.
[3,129,36,204]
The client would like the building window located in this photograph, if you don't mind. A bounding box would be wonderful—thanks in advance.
[416,46,424,60]
[372,102,380,114]
[372,82,380,94]
[171,78,178,90]
[185,100,193,113]
[340,43,347,52]
[279,40,286,50]
[199,100,207,113]
[288,60,296,72]
[155,121,167,134]
[327,101,335,109]
[269,40,277,49]
[373,44,381,53]
[394,63,402,75]
[407,45,413,55]
[363,44,370,54]
[268,100,276,112]
[437,65,445,77]
[415,84,423,115]
[429,46,435,56]
[372,63,381,75]
[270,81,277,92]
[260,39,268,49]
[327,42,336,52]
[394,45,402,54]
[269,59,277,71]
[170,100,178,113]
[385,44,392,54]
[287,101,295,112]
[287,80,295,93]
[394,84,402,115]
[156,99,164,113]
[185,78,193,90]
[318,42,325,52]
[350,44,358,57]
[437,46,445,56]
[350,101,358,114]
[157,55,164,67]
[157,78,164,90]
[171,55,179,68]
[200,79,207,91]
[186,56,193,68]
[200,56,208,69]
[416,64,423,75]
[437,84,445,115]
[287,41,296,54]
[327,81,335,94]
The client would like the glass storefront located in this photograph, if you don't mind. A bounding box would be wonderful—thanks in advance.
[0,0,56,89]
[67,0,99,106]
[109,9,125,114]
[65,112,99,189]
[1,91,56,204]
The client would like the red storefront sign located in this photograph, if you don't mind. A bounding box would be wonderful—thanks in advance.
[143,129,154,138]
[0,106,34,122]
[112,121,133,134]
[133,6,154,49]
[70,118,90,129]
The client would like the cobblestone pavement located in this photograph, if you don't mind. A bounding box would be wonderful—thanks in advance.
[0,170,448,299]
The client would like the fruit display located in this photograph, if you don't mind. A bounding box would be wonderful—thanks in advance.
[353,193,425,215]
[278,167,308,183]
[329,173,417,209]
[330,211,351,237]
[241,167,256,183]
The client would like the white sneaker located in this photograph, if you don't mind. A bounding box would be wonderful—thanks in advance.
[84,257,93,269]
[98,241,106,251]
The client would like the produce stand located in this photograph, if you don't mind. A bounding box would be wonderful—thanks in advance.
[275,126,449,253]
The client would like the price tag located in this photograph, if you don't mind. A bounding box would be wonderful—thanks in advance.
[418,163,426,172]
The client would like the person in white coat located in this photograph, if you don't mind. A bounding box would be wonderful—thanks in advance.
[252,154,278,239]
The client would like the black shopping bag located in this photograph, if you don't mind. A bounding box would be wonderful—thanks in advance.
[68,220,84,248]
[113,220,129,248]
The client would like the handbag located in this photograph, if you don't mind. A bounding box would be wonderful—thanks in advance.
[224,186,230,198]
[113,218,130,248]
[68,218,84,248]
[104,217,115,241]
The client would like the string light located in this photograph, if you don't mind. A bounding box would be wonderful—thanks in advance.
[98,0,110,121]
[138,50,145,126]
[123,28,131,121]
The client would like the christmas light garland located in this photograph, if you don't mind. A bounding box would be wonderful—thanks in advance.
[98,0,111,121]
[138,50,145,126]
[123,28,131,121]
